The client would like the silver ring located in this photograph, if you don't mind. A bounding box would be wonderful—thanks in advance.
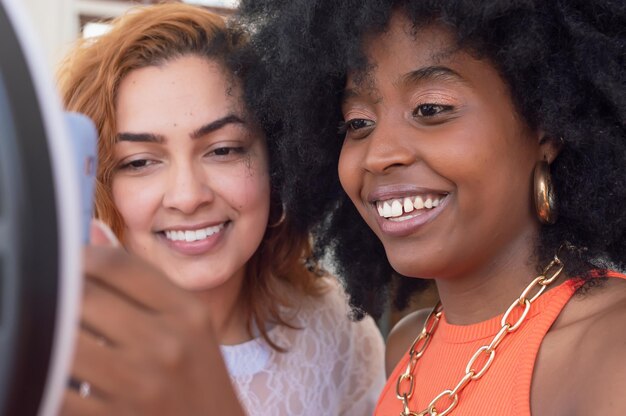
[79,381,91,398]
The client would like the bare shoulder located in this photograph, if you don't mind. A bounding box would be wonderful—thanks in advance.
[575,278,626,414]
[533,278,626,415]
[385,308,432,377]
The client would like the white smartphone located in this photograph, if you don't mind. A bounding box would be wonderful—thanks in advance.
[65,112,97,244]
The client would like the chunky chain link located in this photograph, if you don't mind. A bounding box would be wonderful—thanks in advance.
[395,255,564,416]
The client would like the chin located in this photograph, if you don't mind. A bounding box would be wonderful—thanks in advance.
[391,264,427,278]
[386,255,422,278]
[167,271,231,292]
[385,249,442,279]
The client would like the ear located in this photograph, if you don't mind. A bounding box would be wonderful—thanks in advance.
[537,132,563,164]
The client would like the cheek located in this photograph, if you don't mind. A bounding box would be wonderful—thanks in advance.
[223,161,271,221]
[338,143,359,197]
[337,144,380,230]
[242,175,270,216]
[449,137,536,225]
[111,177,159,232]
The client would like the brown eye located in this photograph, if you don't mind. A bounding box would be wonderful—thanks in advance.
[120,159,154,171]
[214,147,233,156]
[338,118,375,135]
[130,160,148,168]
[207,146,246,158]
[338,118,376,140]
[413,104,452,117]
[348,119,375,130]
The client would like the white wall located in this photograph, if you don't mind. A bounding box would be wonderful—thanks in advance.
[21,0,78,70]
[19,0,239,71]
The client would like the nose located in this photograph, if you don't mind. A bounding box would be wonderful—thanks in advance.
[361,120,417,174]
[162,161,214,214]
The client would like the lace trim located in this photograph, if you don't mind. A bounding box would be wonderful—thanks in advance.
[220,335,274,377]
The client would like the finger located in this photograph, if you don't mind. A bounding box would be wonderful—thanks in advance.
[70,330,125,397]
[70,330,143,399]
[81,279,161,346]
[90,219,120,247]
[84,245,188,312]
[60,387,108,416]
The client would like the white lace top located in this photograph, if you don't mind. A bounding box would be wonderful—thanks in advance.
[220,279,386,416]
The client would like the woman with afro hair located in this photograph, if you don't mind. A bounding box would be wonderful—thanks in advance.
[236,0,626,414]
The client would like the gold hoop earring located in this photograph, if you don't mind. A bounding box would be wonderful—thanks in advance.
[534,160,557,224]
[268,203,287,228]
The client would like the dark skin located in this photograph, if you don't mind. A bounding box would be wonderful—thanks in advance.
[60,223,246,415]
[340,12,626,415]
[386,278,626,415]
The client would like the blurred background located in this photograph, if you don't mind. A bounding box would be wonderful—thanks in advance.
[22,0,237,71]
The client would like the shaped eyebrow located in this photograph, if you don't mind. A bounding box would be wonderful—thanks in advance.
[342,85,383,106]
[116,132,164,143]
[342,66,465,106]
[400,65,466,86]
[189,114,245,139]
[115,114,245,143]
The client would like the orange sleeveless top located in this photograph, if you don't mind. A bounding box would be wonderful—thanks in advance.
[375,272,626,416]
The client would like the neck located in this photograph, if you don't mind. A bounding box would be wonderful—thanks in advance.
[435,232,544,325]
[193,266,251,345]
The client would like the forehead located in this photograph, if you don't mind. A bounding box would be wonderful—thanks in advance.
[116,56,243,128]
[122,56,237,100]
[346,13,461,91]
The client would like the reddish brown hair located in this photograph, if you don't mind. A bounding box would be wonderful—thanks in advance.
[58,3,326,350]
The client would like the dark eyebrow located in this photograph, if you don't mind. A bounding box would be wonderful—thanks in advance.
[342,66,464,105]
[401,65,465,86]
[342,88,359,101]
[115,114,245,143]
[341,86,384,106]
[190,114,245,139]
[116,132,165,143]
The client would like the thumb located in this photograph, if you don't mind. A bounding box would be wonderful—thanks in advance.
[89,219,121,247]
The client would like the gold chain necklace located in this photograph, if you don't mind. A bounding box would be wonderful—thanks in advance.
[395,255,565,416]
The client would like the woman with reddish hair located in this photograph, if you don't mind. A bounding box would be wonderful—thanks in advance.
[58,4,384,415]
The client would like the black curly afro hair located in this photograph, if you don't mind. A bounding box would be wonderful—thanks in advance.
[235,0,626,319]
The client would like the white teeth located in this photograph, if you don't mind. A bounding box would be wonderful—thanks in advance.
[205,225,222,236]
[389,213,418,222]
[165,223,225,242]
[383,201,392,217]
[391,200,403,217]
[403,197,414,213]
[375,195,445,219]
[185,230,197,242]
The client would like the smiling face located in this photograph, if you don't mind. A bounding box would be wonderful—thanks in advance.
[338,14,549,280]
[112,55,270,291]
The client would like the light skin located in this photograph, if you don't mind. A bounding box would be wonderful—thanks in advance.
[339,12,626,415]
[113,55,270,343]
[61,55,268,415]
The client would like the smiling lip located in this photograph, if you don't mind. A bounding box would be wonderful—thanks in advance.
[159,222,228,256]
[367,184,445,203]
[371,194,449,237]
